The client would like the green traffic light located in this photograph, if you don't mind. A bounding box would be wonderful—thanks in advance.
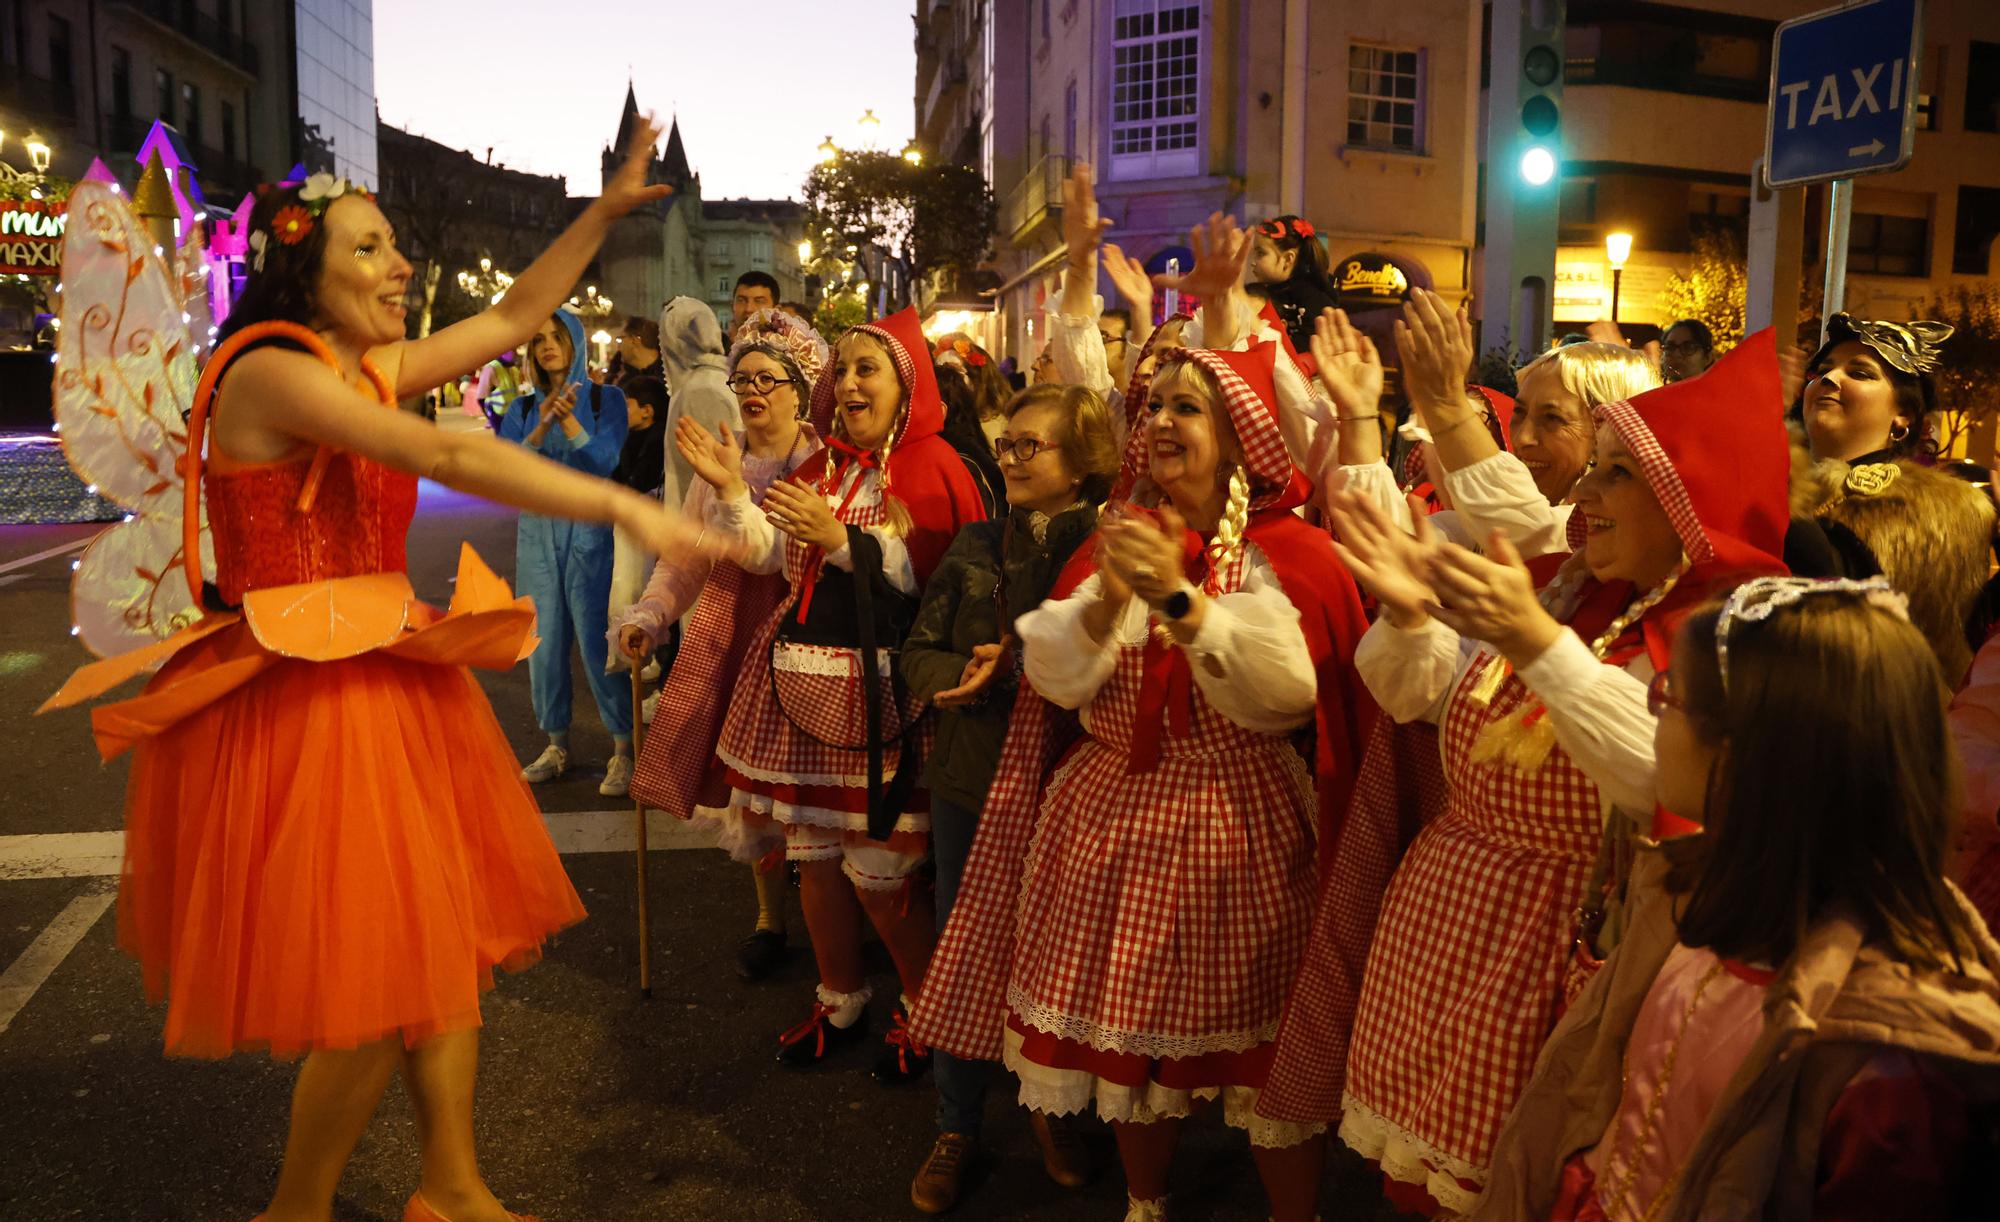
[1519,146,1557,185]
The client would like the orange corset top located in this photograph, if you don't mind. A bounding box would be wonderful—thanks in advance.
[207,448,418,606]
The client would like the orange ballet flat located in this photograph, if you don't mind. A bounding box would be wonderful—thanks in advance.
[403,1191,542,1222]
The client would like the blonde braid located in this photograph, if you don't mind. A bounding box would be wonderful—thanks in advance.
[1202,463,1253,593]
[1586,555,1690,659]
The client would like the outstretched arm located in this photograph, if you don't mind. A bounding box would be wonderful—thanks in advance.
[221,348,694,556]
[378,116,674,399]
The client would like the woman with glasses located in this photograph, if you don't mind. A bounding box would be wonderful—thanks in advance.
[900,383,1123,1212]
[617,308,826,982]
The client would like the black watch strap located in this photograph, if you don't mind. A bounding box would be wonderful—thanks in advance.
[1161,586,1193,620]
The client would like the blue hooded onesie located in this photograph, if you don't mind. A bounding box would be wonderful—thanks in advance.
[499,309,634,739]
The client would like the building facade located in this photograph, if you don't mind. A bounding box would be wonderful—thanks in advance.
[1537,0,2000,342]
[918,0,1483,364]
[925,0,2000,367]
[699,198,811,320]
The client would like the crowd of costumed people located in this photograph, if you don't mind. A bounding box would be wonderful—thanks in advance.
[42,134,2000,1222]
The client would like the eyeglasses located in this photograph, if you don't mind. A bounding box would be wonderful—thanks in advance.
[1099,331,1128,349]
[993,435,1051,464]
[726,371,795,394]
[1646,668,1683,715]
[1661,340,1707,356]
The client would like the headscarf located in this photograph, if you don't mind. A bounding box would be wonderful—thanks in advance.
[727,305,829,395]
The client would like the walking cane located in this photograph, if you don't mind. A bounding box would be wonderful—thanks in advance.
[629,664,652,999]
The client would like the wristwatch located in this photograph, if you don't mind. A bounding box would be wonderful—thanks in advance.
[1160,582,1195,621]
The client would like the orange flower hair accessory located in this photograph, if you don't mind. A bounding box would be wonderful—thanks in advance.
[953,338,988,368]
[271,206,313,245]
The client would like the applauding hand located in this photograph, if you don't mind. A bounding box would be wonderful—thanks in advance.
[1425,532,1562,665]
[1325,487,1445,630]
[763,478,847,552]
[675,418,744,499]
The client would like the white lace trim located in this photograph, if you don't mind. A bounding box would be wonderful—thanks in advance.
[1004,1029,1320,1150]
[1007,983,1275,1060]
[1336,1091,1486,1214]
[715,749,907,792]
[721,786,928,837]
[815,982,873,1024]
[771,641,897,678]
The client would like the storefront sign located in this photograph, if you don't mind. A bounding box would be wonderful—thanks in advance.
[0,200,66,274]
[1335,253,1411,307]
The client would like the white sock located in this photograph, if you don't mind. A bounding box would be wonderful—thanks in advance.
[816,983,870,1028]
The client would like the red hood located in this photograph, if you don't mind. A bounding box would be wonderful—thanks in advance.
[1567,328,1791,577]
[808,305,943,450]
[1115,342,1302,512]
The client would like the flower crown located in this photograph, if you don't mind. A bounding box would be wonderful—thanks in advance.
[246,173,375,272]
[1715,575,1910,692]
[1259,216,1315,242]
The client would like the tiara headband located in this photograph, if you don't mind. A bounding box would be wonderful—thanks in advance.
[246,173,373,272]
[1821,312,1953,377]
[1714,575,1910,692]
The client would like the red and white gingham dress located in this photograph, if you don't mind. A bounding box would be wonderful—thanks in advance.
[1337,649,1602,1212]
[711,464,930,855]
[1004,549,1320,1143]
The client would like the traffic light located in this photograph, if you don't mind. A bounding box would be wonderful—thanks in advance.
[1517,25,1563,185]
[1482,0,1566,352]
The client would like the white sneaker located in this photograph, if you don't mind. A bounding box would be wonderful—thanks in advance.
[521,743,569,783]
[600,753,633,797]
[641,690,660,724]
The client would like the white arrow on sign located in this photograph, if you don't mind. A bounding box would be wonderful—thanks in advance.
[1848,138,1885,157]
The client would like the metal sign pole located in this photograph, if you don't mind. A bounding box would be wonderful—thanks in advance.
[1821,177,1853,345]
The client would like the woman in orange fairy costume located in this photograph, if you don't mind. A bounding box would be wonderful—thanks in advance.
[43,121,694,1222]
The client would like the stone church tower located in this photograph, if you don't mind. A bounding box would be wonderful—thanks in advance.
[595,84,706,325]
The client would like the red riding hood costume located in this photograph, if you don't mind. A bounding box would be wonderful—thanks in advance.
[910,343,1375,1145]
[1326,332,1792,1213]
[707,305,986,887]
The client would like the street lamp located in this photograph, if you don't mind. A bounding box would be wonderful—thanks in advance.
[1604,231,1633,322]
[25,134,51,174]
[797,238,813,265]
[817,136,838,164]
[902,142,923,166]
[856,109,882,148]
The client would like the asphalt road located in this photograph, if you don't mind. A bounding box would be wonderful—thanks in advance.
[0,482,1411,1221]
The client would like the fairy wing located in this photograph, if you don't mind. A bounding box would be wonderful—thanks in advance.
[52,180,213,658]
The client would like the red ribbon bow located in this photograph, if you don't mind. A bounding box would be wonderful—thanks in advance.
[1126,525,1210,776]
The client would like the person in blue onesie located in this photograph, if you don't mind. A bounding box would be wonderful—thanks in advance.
[500,308,637,795]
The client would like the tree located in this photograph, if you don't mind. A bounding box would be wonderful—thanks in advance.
[802,151,995,304]
[1660,227,1748,354]
[1926,283,2000,460]
[812,294,867,344]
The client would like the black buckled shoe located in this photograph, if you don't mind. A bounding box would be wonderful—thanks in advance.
[735,928,787,981]
[871,1003,932,1084]
[776,1001,869,1067]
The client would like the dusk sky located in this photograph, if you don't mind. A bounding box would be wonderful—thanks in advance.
[373,1,918,201]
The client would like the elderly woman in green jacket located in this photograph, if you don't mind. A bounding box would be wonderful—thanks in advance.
[899,380,1121,1213]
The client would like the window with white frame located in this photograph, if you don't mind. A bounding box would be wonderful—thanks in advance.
[715,276,732,296]
[711,239,732,260]
[1347,44,1425,153]
[1109,0,1201,180]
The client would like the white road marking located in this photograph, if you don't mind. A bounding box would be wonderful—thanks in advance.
[0,880,115,1036]
[0,809,714,881]
[0,810,717,1038]
[0,537,90,577]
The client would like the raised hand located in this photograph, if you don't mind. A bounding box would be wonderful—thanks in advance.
[675,417,744,498]
[598,113,676,220]
[1101,241,1154,317]
[1325,487,1444,630]
[1393,288,1477,421]
[1061,162,1113,269]
[1152,212,1252,302]
[1310,308,1385,421]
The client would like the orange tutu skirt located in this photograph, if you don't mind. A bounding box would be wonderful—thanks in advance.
[46,546,585,1058]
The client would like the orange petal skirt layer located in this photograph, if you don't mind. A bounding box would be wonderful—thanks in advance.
[45,547,585,1059]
